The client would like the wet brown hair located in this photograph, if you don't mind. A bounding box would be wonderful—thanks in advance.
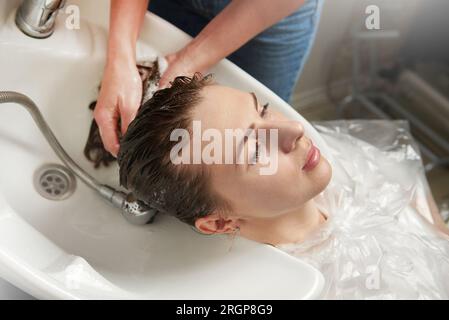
[117,74,230,226]
[84,61,161,168]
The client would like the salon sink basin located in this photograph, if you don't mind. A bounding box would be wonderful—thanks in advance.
[0,1,325,299]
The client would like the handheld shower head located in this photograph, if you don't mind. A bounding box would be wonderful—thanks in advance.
[121,193,159,225]
[99,185,158,225]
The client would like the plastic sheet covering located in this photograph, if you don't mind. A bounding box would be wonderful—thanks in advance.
[277,120,449,299]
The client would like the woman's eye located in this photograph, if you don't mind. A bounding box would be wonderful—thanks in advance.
[260,103,269,118]
[251,141,260,165]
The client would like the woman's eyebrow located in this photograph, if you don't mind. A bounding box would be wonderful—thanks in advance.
[234,92,259,172]
[250,92,258,111]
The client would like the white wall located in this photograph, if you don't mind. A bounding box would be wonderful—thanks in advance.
[293,0,421,107]
[296,0,357,94]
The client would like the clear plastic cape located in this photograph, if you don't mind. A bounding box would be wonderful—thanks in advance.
[277,120,449,299]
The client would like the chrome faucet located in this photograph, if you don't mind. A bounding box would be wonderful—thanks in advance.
[15,0,66,38]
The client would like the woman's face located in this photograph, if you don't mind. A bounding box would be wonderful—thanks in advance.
[189,85,332,221]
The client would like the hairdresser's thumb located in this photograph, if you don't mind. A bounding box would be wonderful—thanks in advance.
[95,110,120,157]
[158,74,171,90]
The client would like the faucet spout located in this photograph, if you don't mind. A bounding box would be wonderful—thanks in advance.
[15,0,66,38]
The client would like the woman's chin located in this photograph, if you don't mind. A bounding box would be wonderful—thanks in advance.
[309,156,332,193]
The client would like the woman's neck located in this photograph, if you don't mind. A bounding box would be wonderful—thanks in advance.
[239,199,326,246]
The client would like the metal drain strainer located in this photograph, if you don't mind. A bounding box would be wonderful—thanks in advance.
[33,164,76,200]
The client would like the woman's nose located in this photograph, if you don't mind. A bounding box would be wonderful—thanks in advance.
[261,120,304,154]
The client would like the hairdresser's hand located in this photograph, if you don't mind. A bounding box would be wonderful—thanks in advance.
[159,48,207,89]
[94,59,142,157]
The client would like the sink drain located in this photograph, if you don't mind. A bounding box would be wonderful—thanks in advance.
[33,164,76,200]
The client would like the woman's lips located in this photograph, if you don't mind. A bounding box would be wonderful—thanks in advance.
[302,141,321,171]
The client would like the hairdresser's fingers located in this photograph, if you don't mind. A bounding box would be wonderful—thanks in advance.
[158,67,175,89]
[94,106,120,157]
[159,67,191,89]
[158,53,187,89]
[160,54,175,87]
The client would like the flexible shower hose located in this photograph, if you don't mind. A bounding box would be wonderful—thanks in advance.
[0,91,157,225]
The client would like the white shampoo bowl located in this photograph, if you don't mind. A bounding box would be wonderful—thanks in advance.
[0,0,327,299]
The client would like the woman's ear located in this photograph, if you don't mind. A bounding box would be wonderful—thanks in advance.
[194,213,238,235]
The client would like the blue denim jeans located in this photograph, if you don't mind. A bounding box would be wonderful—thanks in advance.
[148,0,324,102]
